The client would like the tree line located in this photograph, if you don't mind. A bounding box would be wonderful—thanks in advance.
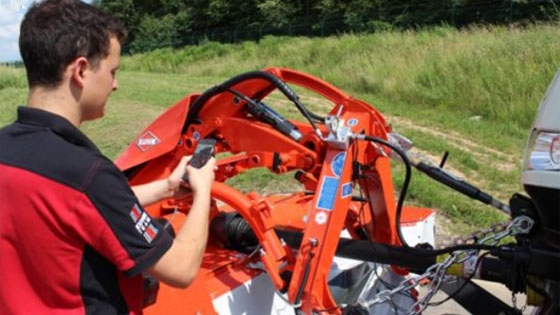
[94,0,560,53]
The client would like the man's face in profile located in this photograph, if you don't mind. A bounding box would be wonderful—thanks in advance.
[80,36,121,121]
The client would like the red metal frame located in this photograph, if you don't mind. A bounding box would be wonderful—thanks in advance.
[115,68,422,314]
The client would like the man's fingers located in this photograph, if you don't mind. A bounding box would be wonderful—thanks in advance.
[204,157,216,169]
[170,156,193,180]
[181,155,192,165]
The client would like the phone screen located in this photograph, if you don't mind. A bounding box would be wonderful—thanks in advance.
[190,139,216,168]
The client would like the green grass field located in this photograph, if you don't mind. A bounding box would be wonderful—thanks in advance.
[2,23,557,235]
[123,24,560,132]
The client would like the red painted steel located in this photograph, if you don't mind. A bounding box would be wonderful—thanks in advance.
[114,68,432,314]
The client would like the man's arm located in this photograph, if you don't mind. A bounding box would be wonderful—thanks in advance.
[131,168,184,207]
[142,156,215,288]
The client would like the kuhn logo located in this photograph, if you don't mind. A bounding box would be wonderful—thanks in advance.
[136,131,160,152]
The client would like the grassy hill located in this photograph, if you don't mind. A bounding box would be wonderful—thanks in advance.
[123,24,560,132]
[2,23,559,234]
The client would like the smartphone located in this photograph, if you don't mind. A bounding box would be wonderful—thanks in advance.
[182,139,216,183]
[189,139,217,168]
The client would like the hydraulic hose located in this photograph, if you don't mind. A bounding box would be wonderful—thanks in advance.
[185,71,324,133]
[223,87,303,142]
[357,135,412,248]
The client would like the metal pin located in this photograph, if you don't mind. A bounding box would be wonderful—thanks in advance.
[309,238,318,247]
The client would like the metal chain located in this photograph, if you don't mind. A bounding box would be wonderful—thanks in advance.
[439,220,508,248]
[358,215,534,315]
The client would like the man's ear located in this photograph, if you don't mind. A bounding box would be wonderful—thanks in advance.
[70,57,89,88]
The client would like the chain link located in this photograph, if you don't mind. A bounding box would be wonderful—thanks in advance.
[358,215,534,315]
[440,220,508,248]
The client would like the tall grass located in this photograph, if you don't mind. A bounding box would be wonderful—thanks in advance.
[0,66,27,90]
[122,24,560,129]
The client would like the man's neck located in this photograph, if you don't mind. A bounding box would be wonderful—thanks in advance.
[27,86,82,127]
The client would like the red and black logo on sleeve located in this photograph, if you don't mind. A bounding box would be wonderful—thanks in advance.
[0,107,173,315]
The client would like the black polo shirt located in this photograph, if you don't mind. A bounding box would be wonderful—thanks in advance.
[0,107,173,314]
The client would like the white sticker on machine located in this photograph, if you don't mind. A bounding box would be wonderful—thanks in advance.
[314,211,328,225]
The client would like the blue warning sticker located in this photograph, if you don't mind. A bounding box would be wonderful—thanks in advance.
[341,183,352,198]
[331,152,347,178]
[348,118,359,126]
[317,176,339,211]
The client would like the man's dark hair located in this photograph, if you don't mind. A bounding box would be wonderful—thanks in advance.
[19,0,126,88]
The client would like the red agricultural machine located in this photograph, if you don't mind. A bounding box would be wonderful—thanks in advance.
[115,68,559,314]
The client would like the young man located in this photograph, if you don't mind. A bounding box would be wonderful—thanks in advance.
[0,0,215,314]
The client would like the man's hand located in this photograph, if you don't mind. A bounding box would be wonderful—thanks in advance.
[147,155,216,288]
[166,156,216,199]
[165,156,190,199]
[183,156,216,195]
[131,155,216,207]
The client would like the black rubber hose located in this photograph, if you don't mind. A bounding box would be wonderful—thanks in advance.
[223,87,303,142]
[361,136,412,248]
[294,252,314,306]
[307,111,325,123]
[185,71,324,131]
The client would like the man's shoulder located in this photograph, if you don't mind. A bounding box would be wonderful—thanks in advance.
[0,122,114,192]
[83,158,131,194]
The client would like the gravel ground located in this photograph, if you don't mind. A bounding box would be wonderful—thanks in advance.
[419,280,534,315]
[418,214,536,315]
